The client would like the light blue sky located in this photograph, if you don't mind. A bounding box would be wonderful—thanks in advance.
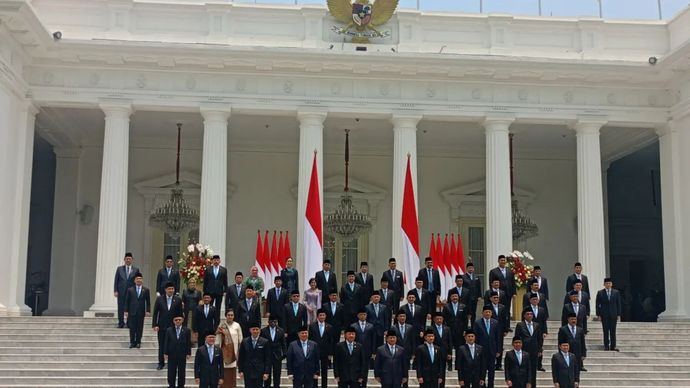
[238,0,690,20]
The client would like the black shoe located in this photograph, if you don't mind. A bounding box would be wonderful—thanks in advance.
[581,367,588,372]
[117,324,125,328]
[604,346,610,351]
[538,367,546,372]
[136,343,141,348]
[507,328,513,332]
[129,343,135,349]
[156,364,164,370]
[612,348,620,352]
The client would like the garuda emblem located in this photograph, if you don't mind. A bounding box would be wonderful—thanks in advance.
[328,0,399,43]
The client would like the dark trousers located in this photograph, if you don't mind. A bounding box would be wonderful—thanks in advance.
[128,314,145,345]
[463,380,482,388]
[292,375,314,388]
[265,357,282,388]
[167,355,186,388]
[602,316,617,349]
[157,329,167,365]
[210,294,223,322]
[484,353,496,388]
[183,307,192,327]
[117,294,126,326]
[314,357,328,388]
[245,378,263,388]
[528,354,538,387]
[199,382,218,388]
[337,381,359,388]
[495,351,503,369]
[538,353,544,369]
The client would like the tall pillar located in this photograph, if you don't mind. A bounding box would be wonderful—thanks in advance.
[391,115,420,269]
[573,119,608,293]
[296,110,325,285]
[88,102,132,314]
[199,107,231,262]
[658,120,690,320]
[483,117,513,275]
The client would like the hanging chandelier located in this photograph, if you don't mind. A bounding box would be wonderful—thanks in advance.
[324,129,372,241]
[149,123,199,237]
[509,134,539,242]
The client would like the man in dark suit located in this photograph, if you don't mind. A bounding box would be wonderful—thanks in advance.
[355,262,375,303]
[526,293,548,372]
[163,315,191,388]
[374,331,409,388]
[531,265,549,300]
[315,260,338,296]
[366,291,391,350]
[309,309,334,388]
[260,316,287,388]
[382,258,405,303]
[596,277,622,351]
[204,255,228,323]
[194,293,218,343]
[484,279,511,310]
[565,262,590,296]
[473,306,502,388]
[488,255,516,314]
[153,282,184,369]
[284,290,308,344]
[418,257,441,302]
[194,333,224,387]
[558,313,587,372]
[266,276,289,328]
[286,326,320,388]
[237,286,262,338]
[156,255,181,296]
[446,275,470,306]
[340,271,364,326]
[564,278,591,315]
[333,327,368,388]
[124,272,150,348]
[504,337,531,388]
[443,290,469,352]
[412,277,434,318]
[114,253,139,328]
[430,313,452,376]
[523,279,549,317]
[402,291,426,347]
[551,342,580,388]
[389,310,416,368]
[238,323,271,388]
[225,272,246,316]
[379,278,399,315]
[322,291,345,347]
[352,309,377,375]
[487,291,510,336]
[415,329,445,388]
[456,329,486,388]
[462,263,482,324]
[561,290,588,334]
[515,309,542,387]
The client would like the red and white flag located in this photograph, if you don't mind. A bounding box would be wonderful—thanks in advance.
[255,230,267,290]
[450,234,459,280]
[262,230,271,285]
[285,231,292,259]
[303,153,323,292]
[401,156,420,292]
[441,234,451,297]
[456,234,466,275]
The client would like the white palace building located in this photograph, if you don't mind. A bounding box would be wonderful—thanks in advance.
[1,0,689,320]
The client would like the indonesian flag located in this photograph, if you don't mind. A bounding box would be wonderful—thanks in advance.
[303,153,323,292]
[269,231,279,294]
[262,230,271,285]
[441,234,451,298]
[450,234,459,280]
[255,230,266,290]
[456,234,466,275]
[428,234,436,260]
[285,231,292,259]
[401,156,420,292]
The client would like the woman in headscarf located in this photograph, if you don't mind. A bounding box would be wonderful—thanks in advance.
[215,309,242,388]
[280,257,299,295]
[244,266,265,299]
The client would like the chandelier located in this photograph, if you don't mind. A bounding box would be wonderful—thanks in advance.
[324,129,372,241]
[149,123,199,237]
[509,134,539,242]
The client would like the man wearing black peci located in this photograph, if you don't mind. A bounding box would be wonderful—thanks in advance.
[429,312,452,378]
[473,305,502,388]
[527,292,548,372]
[378,277,399,315]
[156,255,181,297]
[237,286,261,338]
[515,308,542,388]
[322,291,345,348]
[503,337,531,388]
[194,293,218,344]
[462,263,482,324]
[415,329,445,388]
[446,275,470,306]
[315,260,338,296]
[226,272,247,316]
[523,279,549,317]
[114,253,139,328]
[355,262,375,303]
[382,258,405,303]
[266,276,289,328]
[164,315,191,388]
[488,255,516,320]
[531,265,549,300]
[260,315,287,388]
[340,271,364,327]
[565,262,590,296]
[308,309,334,388]
[374,331,409,388]
[558,313,587,372]
[551,342,580,388]
[389,309,415,377]
[455,329,486,388]
[238,323,271,388]
[596,277,622,351]
[284,290,309,344]
[418,257,442,303]
[124,272,150,349]
[402,291,426,347]
[204,255,228,323]
[153,282,184,369]
[333,327,368,388]
[366,291,391,351]
[195,333,224,387]
[443,289,469,352]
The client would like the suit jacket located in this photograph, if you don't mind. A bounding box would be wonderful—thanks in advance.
[379,287,399,313]
[365,303,392,337]
[389,323,416,358]
[412,287,434,316]
[565,274,590,295]
[462,273,482,305]
[551,351,580,387]
[489,267,516,297]
[322,301,345,333]
[308,321,334,357]
[382,269,405,299]
[514,321,543,357]
[446,286,470,306]
[236,298,261,331]
[401,303,426,337]
[238,336,271,379]
[443,302,469,347]
[203,265,228,296]
[430,324,452,357]
[286,340,320,378]
[152,295,184,329]
[455,344,486,383]
[523,291,549,316]
[561,303,588,328]
[225,282,247,313]
[283,302,308,335]
[504,349,532,386]
[124,286,150,317]
[557,325,587,358]
[266,287,289,322]
[596,288,622,319]
[488,303,510,333]
[417,267,442,298]
[355,272,375,302]
[374,344,409,385]
[473,318,502,356]
[194,344,224,384]
[484,288,510,308]
[114,265,139,294]
[260,326,287,360]
[340,283,364,317]
[563,290,591,315]
[531,276,549,300]
[193,304,218,335]
[527,304,549,334]
[415,343,445,382]
[333,340,368,382]
[315,270,338,296]
[352,321,377,357]
[156,267,181,295]
[163,325,192,358]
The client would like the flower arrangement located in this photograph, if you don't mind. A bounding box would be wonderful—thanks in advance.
[178,242,214,286]
[506,250,536,289]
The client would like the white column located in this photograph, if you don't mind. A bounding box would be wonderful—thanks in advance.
[391,115,420,263]
[296,110,325,277]
[88,102,132,314]
[658,120,690,320]
[573,120,608,293]
[199,107,231,262]
[483,117,513,274]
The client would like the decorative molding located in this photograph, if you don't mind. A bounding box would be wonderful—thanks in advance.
[133,171,237,213]
[441,180,536,221]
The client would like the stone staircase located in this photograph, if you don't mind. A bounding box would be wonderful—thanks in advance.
[0,316,687,387]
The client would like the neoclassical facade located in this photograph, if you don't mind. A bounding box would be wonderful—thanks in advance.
[0,0,688,319]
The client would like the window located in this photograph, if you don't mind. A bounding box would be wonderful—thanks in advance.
[324,234,368,285]
[163,229,199,265]
[460,217,486,277]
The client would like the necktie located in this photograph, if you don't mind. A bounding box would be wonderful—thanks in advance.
[608,290,611,300]
[383,289,387,299]
[237,285,241,297]
[516,351,522,365]
[437,325,442,338]
[176,327,181,339]
[533,306,538,317]
[362,273,366,284]
[576,274,581,280]
[293,303,298,316]
[574,304,579,315]
[350,283,354,292]
[458,287,462,296]
[126,266,130,278]
[485,319,490,334]
[400,325,405,338]
[252,339,257,349]
[214,266,218,277]
[390,270,394,280]
[361,322,366,332]
[501,268,506,277]
[470,273,473,281]
[276,288,280,298]
[319,323,324,337]
[528,322,533,335]
[571,326,576,337]
[167,297,172,310]
[270,328,275,341]
[167,268,171,277]
[374,304,379,317]
[390,346,395,355]
[325,272,329,282]
[208,346,213,362]
[410,304,415,317]
[302,342,308,357]
[469,345,475,359]
[204,305,209,318]
[428,269,433,292]
[428,345,434,362]
[348,342,353,355]
[247,299,252,311]
[331,303,336,315]
[564,352,570,367]
[453,303,458,315]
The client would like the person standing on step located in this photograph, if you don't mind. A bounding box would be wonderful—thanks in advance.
[153,282,184,369]
[418,257,441,306]
[280,257,299,296]
[527,293,548,372]
[565,262,590,296]
[157,255,181,297]
[374,331,409,388]
[488,255,516,324]
[322,291,345,348]
[429,312,453,380]
[195,333,224,388]
[124,272,150,349]
[558,313,587,373]
[473,305,502,388]
[463,262,482,325]
[596,277,622,351]
[340,271,364,327]
[379,277,399,316]
[286,326,321,388]
[515,309,542,388]
[283,290,309,345]
[238,323,271,388]
[415,329,445,388]
[216,309,242,388]
[266,276,289,328]
[308,309,334,388]
[355,262,375,303]
[225,272,246,317]
[195,293,218,343]
[183,278,202,335]
[260,315,287,388]
[504,337,531,388]
[561,290,588,336]
[204,255,228,323]
[114,252,139,328]
[531,265,549,301]
[333,327,368,388]
[315,260,337,296]
[366,290,391,352]
[551,342,579,388]
[382,258,405,305]
[455,329,486,388]
[237,286,261,338]
[164,315,192,388]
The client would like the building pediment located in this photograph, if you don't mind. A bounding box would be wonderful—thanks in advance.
[134,170,236,212]
[441,179,535,219]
